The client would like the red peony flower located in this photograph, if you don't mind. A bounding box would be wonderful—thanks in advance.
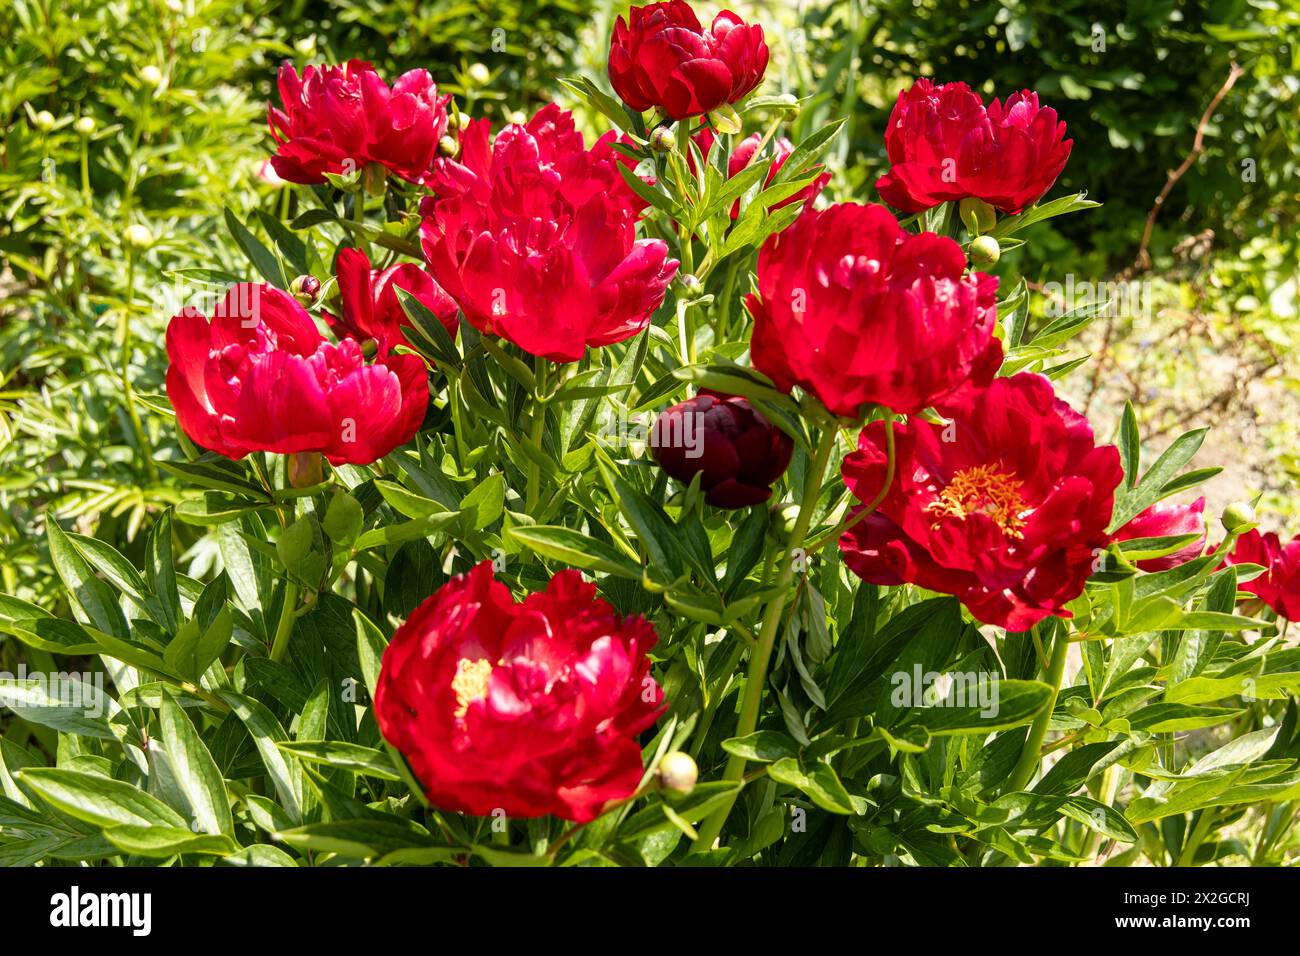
[874,79,1072,215]
[268,60,450,186]
[1221,529,1300,621]
[692,128,830,218]
[374,562,665,822]
[609,1,769,120]
[651,390,793,508]
[419,104,678,363]
[166,283,428,465]
[326,248,459,355]
[839,373,1123,630]
[1114,496,1207,572]
[746,202,1002,419]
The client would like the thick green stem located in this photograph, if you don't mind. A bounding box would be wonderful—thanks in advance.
[691,425,839,852]
[269,580,300,663]
[1005,626,1069,792]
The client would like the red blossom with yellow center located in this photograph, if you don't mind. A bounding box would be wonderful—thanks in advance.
[839,373,1123,630]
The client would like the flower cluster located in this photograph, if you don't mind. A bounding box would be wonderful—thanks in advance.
[156,1,1277,837]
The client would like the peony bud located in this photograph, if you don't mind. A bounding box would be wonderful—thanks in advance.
[288,451,325,488]
[656,751,698,795]
[123,223,153,250]
[649,125,676,154]
[289,274,321,306]
[651,391,793,509]
[437,135,459,158]
[140,65,164,88]
[969,235,1000,266]
[677,273,704,299]
[447,110,471,131]
[362,162,388,196]
[467,63,491,86]
[74,116,96,136]
[1221,502,1258,535]
[35,110,56,132]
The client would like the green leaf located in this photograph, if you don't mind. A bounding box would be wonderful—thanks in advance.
[17,768,187,829]
[224,207,286,286]
[721,731,799,763]
[159,691,234,835]
[103,825,238,858]
[218,691,302,821]
[0,676,115,739]
[768,757,856,814]
[507,525,641,579]
[46,522,127,640]
[903,678,1053,736]
[277,741,402,781]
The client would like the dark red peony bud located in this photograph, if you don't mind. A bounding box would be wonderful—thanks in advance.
[651,390,792,509]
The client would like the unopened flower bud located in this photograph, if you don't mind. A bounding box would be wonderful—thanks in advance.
[969,235,1000,266]
[507,110,527,126]
[649,126,676,153]
[467,63,491,86]
[362,162,387,196]
[288,451,325,489]
[677,273,704,299]
[289,274,321,306]
[294,36,317,56]
[652,392,793,508]
[437,135,459,158]
[74,116,96,136]
[140,64,164,88]
[123,223,153,250]
[656,751,698,795]
[1221,502,1258,535]
[35,110,56,132]
[447,110,471,131]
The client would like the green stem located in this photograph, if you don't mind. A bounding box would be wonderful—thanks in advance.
[804,413,895,554]
[524,360,549,515]
[691,424,839,852]
[269,580,300,663]
[119,251,157,482]
[1176,807,1217,867]
[352,191,369,256]
[1005,625,1069,793]
[80,136,90,199]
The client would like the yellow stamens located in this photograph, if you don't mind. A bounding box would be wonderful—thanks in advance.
[451,657,493,717]
[926,464,1028,539]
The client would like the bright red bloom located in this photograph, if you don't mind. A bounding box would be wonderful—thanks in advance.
[1114,497,1207,572]
[166,283,428,465]
[268,60,450,186]
[746,202,1001,419]
[374,562,665,822]
[326,248,458,355]
[874,79,1072,214]
[1222,529,1300,620]
[839,374,1122,630]
[419,104,677,362]
[609,1,768,120]
[651,390,793,508]
[692,128,830,218]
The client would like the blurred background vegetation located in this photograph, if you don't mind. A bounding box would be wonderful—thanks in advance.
[1,0,1298,628]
